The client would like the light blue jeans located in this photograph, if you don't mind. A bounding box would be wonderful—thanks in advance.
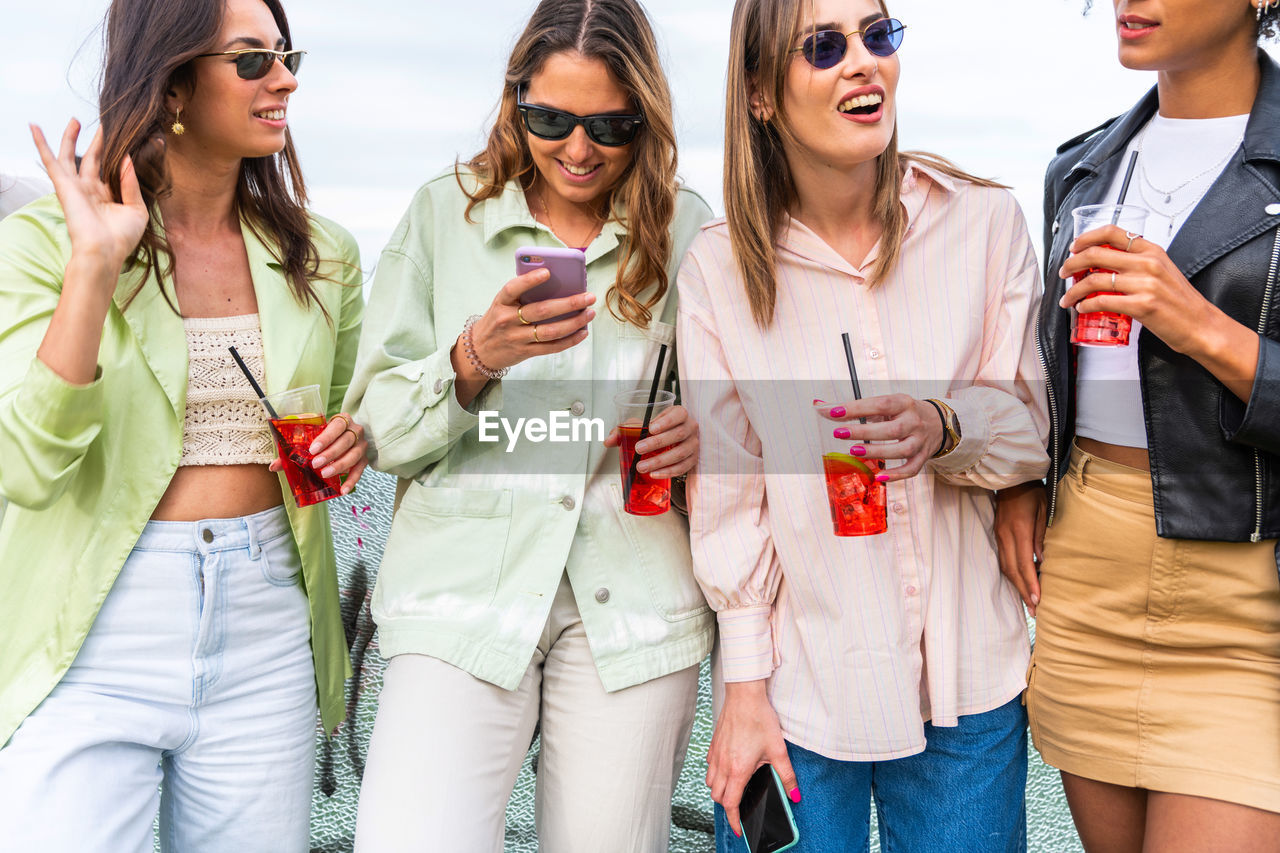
[0,507,317,853]
[716,697,1028,853]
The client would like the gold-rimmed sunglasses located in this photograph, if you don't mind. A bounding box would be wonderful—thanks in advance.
[196,48,306,80]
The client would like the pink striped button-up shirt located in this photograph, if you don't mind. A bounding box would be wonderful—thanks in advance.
[677,162,1050,760]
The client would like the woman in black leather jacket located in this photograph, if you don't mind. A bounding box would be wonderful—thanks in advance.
[997,2,1280,850]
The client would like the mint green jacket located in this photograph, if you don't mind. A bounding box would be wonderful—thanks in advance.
[344,171,714,692]
[0,197,363,746]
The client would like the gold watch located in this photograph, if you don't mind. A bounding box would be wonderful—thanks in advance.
[925,398,962,459]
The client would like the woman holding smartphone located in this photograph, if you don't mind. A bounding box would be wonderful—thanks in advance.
[678,1,1049,850]
[344,1,712,849]
[0,0,367,850]
[996,1,1280,849]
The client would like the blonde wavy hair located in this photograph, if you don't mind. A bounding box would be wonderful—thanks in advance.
[458,0,678,329]
[725,0,1005,327]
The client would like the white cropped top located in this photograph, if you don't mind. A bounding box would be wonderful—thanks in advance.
[180,314,276,466]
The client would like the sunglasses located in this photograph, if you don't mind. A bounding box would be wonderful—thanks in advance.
[515,87,644,147]
[196,48,306,80]
[792,18,906,69]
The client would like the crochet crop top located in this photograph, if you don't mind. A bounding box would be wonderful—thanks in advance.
[180,314,276,466]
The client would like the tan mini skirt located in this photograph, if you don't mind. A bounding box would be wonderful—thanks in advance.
[1026,444,1280,813]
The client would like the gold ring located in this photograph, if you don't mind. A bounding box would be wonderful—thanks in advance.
[331,413,351,432]
[1124,231,1139,252]
[533,324,542,343]
[342,427,358,442]
[517,305,532,325]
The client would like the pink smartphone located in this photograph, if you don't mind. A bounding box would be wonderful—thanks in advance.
[515,246,588,324]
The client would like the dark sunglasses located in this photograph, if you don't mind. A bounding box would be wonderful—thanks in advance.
[792,18,906,69]
[515,86,644,147]
[196,48,306,80]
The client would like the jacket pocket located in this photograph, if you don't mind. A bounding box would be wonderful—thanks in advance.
[379,485,514,611]
[609,482,709,622]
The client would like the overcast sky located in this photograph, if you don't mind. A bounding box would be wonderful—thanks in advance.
[4,1,1276,269]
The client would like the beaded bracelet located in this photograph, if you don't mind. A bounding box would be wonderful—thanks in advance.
[462,314,509,380]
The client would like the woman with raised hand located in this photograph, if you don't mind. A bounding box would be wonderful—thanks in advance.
[344,1,712,850]
[997,1,1280,849]
[0,0,367,850]
[678,1,1049,850]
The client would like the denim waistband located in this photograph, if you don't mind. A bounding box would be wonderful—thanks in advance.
[134,505,292,556]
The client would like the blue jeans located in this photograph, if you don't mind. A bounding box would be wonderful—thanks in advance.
[716,697,1028,853]
[0,507,317,853]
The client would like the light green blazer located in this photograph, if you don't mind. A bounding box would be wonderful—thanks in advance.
[344,170,715,692]
[0,196,363,746]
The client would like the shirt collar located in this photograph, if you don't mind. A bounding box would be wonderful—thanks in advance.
[479,172,624,264]
[779,158,957,277]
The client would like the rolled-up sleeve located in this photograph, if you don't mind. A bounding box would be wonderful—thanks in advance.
[343,199,502,480]
[678,248,780,683]
[0,206,107,510]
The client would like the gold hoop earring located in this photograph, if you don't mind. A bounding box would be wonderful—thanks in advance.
[170,106,185,136]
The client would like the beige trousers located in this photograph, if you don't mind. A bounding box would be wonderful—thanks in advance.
[354,572,701,852]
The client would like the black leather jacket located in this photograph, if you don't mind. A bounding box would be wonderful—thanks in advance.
[1039,53,1280,543]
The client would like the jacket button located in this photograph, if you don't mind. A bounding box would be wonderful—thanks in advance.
[433,378,444,395]
[201,529,214,543]
[570,401,586,416]
[595,588,610,604]
[561,496,576,510]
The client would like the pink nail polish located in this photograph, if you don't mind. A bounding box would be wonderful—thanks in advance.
[875,473,890,483]
[789,788,801,804]
[733,825,742,838]
[812,398,826,405]
[834,427,851,440]
[830,406,846,418]
[849,445,866,457]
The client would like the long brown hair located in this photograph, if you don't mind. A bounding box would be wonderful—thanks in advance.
[725,0,1005,327]
[458,0,678,329]
[98,0,326,313]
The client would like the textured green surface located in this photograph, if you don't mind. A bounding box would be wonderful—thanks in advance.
[310,470,1083,852]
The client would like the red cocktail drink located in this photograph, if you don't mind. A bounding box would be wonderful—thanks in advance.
[259,385,343,508]
[823,452,887,536]
[618,423,671,515]
[614,389,676,516]
[269,413,341,507]
[1071,245,1132,346]
[1069,204,1148,348]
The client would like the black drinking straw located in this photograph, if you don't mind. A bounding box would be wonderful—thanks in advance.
[625,343,668,495]
[228,345,329,488]
[840,333,867,424]
[1111,151,1140,223]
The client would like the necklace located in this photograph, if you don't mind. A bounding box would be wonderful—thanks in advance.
[1133,125,1243,237]
[536,188,603,249]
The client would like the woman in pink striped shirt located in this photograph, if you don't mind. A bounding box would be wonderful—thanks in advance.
[677,1,1050,850]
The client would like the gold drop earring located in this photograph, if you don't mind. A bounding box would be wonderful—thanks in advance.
[170,106,185,136]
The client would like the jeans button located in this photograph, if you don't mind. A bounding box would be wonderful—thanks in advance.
[595,588,610,604]
[201,528,214,543]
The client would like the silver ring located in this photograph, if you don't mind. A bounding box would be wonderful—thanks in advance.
[1110,272,1118,288]
[1124,231,1138,252]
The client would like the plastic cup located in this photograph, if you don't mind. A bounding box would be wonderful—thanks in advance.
[817,409,887,537]
[259,384,342,508]
[1069,204,1149,347]
[614,389,675,516]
